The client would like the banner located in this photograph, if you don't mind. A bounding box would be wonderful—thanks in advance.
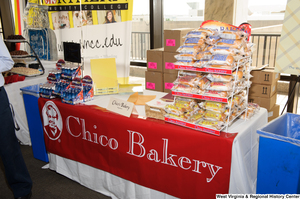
[38,97,237,199]
[42,0,133,84]
[275,0,300,75]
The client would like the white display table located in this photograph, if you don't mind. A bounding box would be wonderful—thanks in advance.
[43,90,268,198]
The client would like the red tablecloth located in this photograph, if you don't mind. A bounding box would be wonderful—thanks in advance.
[38,98,237,199]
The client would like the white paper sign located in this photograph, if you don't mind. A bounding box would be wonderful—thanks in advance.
[107,97,134,117]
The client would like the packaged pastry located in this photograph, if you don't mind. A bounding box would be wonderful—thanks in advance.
[215,39,245,49]
[185,31,208,39]
[195,88,206,95]
[193,59,210,68]
[205,35,220,45]
[196,77,210,90]
[177,45,200,54]
[174,60,196,66]
[174,52,195,61]
[196,119,225,130]
[165,112,188,121]
[173,75,200,87]
[207,82,233,91]
[203,110,227,122]
[174,97,198,111]
[232,94,244,106]
[179,70,204,78]
[184,37,206,46]
[187,108,205,123]
[164,104,186,116]
[196,28,216,36]
[239,103,260,119]
[232,70,244,81]
[172,83,198,93]
[204,45,214,52]
[206,73,233,82]
[209,46,240,56]
[199,101,228,113]
[195,51,213,60]
[203,64,236,70]
[204,90,231,98]
[237,100,247,111]
[219,30,248,40]
[208,54,234,66]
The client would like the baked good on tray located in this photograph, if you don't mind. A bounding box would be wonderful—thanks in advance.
[10,50,29,56]
[7,35,25,40]
[10,67,41,76]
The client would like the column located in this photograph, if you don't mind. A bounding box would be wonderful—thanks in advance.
[204,0,248,26]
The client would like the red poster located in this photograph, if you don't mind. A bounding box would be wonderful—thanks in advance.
[38,98,237,199]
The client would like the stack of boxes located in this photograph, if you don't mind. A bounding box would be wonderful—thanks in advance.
[145,28,194,93]
[248,68,280,122]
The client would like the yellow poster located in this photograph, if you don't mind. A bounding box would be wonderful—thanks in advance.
[42,0,133,29]
[275,0,300,75]
[41,0,133,84]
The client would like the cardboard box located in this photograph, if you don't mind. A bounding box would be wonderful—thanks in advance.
[163,51,179,74]
[164,28,194,52]
[249,83,277,98]
[147,48,164,72]
[163,72,178,93]
[248,92,277,110]
[268,104,280,122]
[250,68,280,85]
[145,71,163,92]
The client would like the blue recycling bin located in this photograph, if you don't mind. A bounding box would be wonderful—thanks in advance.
[20,84,49,162]
[256,113,300,194]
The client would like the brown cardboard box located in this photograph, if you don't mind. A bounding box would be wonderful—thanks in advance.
[248,92,277,110]
[145,71,163,92]
[164,28,194,52]
[163,51,179,74]
[249,83,277,98]
[250,68,280,85]
[268,104,280,122]
[147,48,164,72]
[163,72,178,93]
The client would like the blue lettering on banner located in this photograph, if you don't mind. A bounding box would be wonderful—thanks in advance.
[58,34,123,52]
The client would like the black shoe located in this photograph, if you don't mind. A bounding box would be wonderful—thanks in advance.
[15,192,32,199]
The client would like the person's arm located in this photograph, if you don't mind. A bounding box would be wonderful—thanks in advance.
[0,38,14,73]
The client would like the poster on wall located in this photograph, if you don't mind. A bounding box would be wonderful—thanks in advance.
[275,0,300,75]
[42,0,133,84]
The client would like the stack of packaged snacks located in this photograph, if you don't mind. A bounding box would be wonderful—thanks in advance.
[165,23,255,132]
[39,59,94,104]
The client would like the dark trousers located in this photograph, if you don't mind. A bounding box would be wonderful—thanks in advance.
[0,86,32,198]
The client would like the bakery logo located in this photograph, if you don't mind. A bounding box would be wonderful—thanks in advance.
[44,0,57,4]
[42,101,63,140]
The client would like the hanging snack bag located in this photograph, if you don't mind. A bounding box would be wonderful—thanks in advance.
[208,54,234,66]
[215,39,245,49]
[174,60,196,66]
[209,46,240,56]
[207,81,233,91]
[206,73,233,82]
[205,35,220,45]
[219,30,248,40]
[193,59,210,68]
